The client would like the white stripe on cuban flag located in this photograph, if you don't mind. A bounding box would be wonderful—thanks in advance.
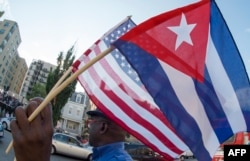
[206,31,247,133]
[159,56,219,158]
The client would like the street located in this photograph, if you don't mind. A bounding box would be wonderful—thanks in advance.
[0,130,84,161]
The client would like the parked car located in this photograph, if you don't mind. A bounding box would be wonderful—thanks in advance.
[51,133,92,160]
[179,149,195,160]
[125,142,165,161]
[0,117,15,131]
[0,122,4,138]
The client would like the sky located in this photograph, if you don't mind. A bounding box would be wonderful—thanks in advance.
[0,0,250,92]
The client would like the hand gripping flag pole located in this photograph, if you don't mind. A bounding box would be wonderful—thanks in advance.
[5,46,114,156]
[5,65,73,154]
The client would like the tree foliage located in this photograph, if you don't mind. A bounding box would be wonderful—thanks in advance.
[26,83,46,101]
[46,45,77,126]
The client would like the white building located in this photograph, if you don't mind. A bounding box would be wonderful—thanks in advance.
[60,91,91,136]
[0,19,27,95]
[19,59,56,102]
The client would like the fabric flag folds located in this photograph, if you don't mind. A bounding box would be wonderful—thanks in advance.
[72,17,189,160]
[113,0,250,161]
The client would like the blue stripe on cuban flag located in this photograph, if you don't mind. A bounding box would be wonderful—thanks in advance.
[113,1,250,161]
[209,1,250,132]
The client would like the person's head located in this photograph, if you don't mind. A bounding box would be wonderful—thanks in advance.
[87,108,126,147]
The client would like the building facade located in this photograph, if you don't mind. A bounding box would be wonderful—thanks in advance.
[19,59,56,101]
[60,92,91,136]
[0,19,27,94]
[11,57,28,94]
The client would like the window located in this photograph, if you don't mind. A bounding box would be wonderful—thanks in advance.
[53,134,68,143]
[77,109,80,116]
[76,94,82,103]
[10,24,16,33]
[2,68,5,74]
[68,107,72,114]
[3,39,7,46]
[0,29,5,34]
[4,22,10,27]
[6,32,11,41]
[68,137,79,146]
[0,43,5,51]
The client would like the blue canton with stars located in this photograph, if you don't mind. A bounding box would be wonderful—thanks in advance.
[103,19,143,86]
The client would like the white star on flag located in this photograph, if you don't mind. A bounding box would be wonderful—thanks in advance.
[168,13,196,50]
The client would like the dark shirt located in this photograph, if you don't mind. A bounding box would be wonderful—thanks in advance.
[92,142,133,161]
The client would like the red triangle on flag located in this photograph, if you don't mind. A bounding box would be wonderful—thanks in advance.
[122,1,210,82]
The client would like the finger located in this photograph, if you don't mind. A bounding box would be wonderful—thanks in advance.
[14,106,29,131]
[29,97,45,118]
[27,99,43,128]
[10,119,21,141]
[29,97,47,123]
[29,97,53,135]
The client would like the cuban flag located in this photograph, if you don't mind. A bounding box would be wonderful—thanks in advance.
[113,0,250,161]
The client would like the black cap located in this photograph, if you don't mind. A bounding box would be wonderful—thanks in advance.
[87,108,107,118]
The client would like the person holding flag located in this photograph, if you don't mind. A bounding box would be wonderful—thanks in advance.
[9,0,250,161]
[10,98,133,161]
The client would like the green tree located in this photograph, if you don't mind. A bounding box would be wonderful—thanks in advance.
[26,83,46,101]
[46,45,77,126]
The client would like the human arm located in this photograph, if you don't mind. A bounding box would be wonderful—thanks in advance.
[10,97,54,161]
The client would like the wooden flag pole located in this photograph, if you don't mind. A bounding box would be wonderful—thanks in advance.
[5,46,114,155]
[51,66,73,91]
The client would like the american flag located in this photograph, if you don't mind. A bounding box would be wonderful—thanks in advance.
[72,17,188,160]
